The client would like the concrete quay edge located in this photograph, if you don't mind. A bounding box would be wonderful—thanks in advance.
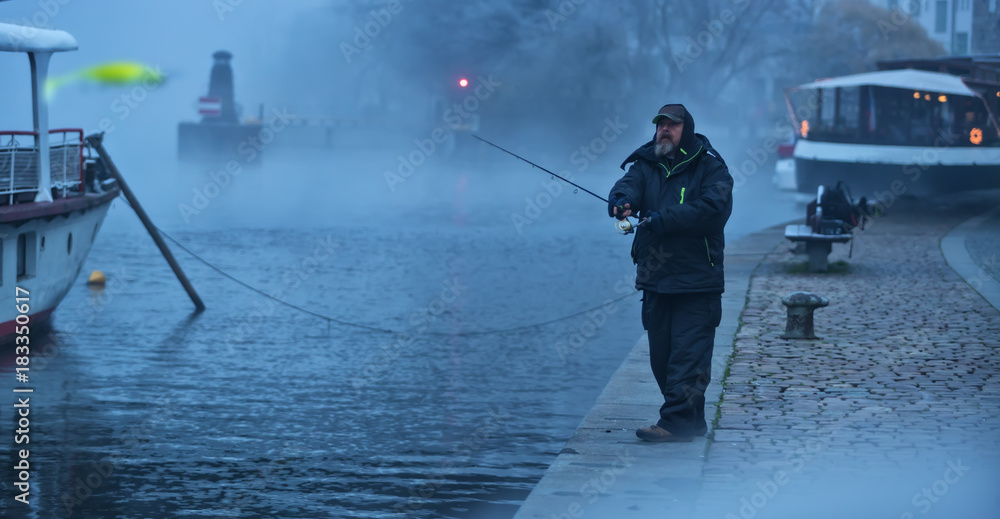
[512,223,786,519]
[941,204,1000,312]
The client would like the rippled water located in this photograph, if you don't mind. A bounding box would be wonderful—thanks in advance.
[0,150,799,518]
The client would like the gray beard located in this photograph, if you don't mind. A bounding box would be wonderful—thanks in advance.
[655,140,674,157]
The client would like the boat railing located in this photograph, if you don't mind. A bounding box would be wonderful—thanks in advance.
[49,128,85,197]
[0,128,84,205]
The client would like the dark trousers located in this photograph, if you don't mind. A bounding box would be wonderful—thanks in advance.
[641,290,722,435]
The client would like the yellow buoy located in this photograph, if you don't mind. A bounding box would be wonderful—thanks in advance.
[87,270,106,286]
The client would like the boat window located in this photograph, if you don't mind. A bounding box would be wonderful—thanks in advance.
[792,85,999,147]
[17,232,37,280]
[917,93,999,147]
[869,87,910,145]
[838,87,860,131]
[819,89,836,134]
[68,232,73,254]
[803,87,865,143]
[17,234,25,278]
[909,92,945,143]
[787,88,822,137]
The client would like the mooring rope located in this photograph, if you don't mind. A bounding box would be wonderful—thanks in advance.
[116,196,639,337]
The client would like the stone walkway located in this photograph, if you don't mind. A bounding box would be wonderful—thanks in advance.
[699,194,1000,518]
[514,192,1000,519]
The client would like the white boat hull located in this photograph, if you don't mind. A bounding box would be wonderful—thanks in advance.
[0,192,117,339]
[793,140,1000,195]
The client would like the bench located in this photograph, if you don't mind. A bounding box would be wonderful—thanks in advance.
[784,224,852,272]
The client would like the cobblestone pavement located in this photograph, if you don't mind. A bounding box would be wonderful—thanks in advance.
[698,194,1000,519]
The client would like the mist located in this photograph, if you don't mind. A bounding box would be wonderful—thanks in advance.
[3,1,983,518]
[1,0,825,236]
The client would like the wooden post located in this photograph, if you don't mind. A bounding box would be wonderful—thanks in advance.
[85,133,205,311]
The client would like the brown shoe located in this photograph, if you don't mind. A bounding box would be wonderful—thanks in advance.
[635,425,694,442]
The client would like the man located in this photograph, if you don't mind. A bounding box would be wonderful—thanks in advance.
[608,103,734,442]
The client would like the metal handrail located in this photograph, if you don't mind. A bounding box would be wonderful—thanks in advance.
[0,128,85,204]
[49,128,85,196]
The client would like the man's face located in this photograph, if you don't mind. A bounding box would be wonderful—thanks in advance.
[655,118,683,156]
[656,119,683,148]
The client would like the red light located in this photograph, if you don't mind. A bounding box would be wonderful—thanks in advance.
[458,78,469,88]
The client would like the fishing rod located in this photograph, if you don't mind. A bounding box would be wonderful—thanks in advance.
[471,134,645,234]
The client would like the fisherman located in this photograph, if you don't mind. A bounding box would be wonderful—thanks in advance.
[608,103,734,442]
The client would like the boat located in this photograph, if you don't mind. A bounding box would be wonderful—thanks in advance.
[0,22,121,342]
[783,58,1000,196]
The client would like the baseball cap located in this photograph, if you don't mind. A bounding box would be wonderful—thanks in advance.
[652,104,686,124]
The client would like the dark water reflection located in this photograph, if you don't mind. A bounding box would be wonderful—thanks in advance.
[0,162,798,518]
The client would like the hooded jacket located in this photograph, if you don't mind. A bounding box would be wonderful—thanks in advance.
[609,107,734,294]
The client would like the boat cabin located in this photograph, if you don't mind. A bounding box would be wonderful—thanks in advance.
[783,67,1000,194]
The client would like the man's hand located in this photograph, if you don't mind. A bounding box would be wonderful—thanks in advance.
[643,211,666,234]
[609,198,632,220]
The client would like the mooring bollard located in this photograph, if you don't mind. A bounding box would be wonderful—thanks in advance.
[780,292,829,339]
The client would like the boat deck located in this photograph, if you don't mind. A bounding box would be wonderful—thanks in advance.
[0,188,120,224]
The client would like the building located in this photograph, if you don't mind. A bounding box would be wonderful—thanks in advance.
[872,0,1000,54]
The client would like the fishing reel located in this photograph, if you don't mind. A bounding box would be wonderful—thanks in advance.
[616,218,644,235]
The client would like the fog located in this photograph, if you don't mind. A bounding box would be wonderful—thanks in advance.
[7,1,974,517]
[1,0,818,236]
[3,2,313,225]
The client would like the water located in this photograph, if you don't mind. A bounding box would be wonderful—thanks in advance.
[0,148,800,518]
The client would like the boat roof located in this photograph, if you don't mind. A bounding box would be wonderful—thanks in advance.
[790,69,976,96]
[878,56,1000,84]
[0,22,77,53]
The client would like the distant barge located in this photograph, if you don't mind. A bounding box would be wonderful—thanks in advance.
[177,51,264,164]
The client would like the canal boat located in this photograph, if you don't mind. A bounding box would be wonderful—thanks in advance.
[784,60,1000,196]
[0,22,121,341]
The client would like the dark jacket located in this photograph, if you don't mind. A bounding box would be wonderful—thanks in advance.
[609,110,734,294]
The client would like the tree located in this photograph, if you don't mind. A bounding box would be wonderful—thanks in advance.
[612,0,812,103]
[797,0,946,80]
[293,1,947,143]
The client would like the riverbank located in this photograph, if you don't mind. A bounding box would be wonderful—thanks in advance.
[514,191,1000,519]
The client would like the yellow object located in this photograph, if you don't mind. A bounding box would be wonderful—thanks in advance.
[87,270,106,286]
[79,62,164,84]
[45,61,166,100]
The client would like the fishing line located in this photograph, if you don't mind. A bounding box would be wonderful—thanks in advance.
[114,195,639,337]
[471,134,609,203]
[472,134,643,234]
